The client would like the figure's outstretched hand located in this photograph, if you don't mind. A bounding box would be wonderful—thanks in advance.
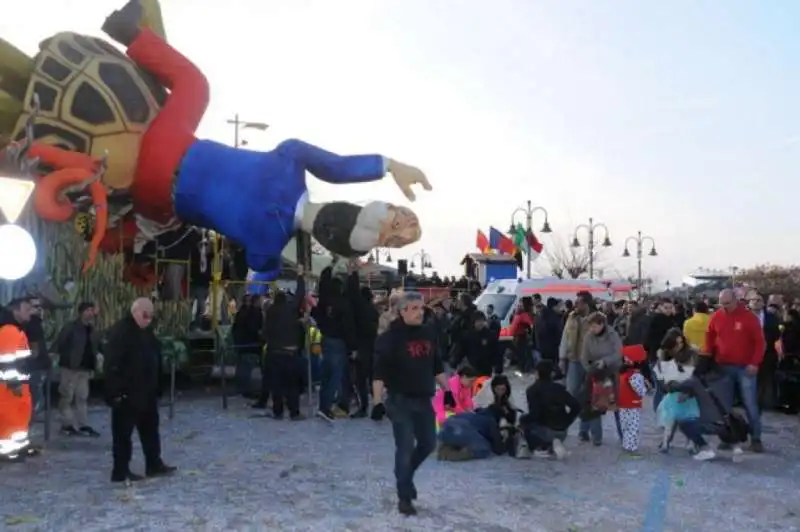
[388,159,432,202]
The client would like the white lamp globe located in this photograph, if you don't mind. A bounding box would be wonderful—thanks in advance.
[0,224,37,281]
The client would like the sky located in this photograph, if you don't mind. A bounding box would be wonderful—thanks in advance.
[4,0,800,287]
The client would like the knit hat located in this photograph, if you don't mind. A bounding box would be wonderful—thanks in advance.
[622,344,647,363]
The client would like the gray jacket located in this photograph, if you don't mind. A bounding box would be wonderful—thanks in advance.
[580,327,622,374]
[53,319,99,371]
[674,371,732,429]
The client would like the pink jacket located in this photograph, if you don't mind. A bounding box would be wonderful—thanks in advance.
[433,375,475,425]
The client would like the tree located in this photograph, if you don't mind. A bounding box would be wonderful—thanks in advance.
[536,235,605,279]
[738,264,800,299]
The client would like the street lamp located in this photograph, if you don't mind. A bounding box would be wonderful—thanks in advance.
[622,231,657,298]
[0,142,38,281]
[409,249,433,275]
[226,114,270,148]
[508,200,552,279]
[571,217,611,279]
[367,247,392,265]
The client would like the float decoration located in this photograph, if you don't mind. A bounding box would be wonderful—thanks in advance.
[0,0,432,285]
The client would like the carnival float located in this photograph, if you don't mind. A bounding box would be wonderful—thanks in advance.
[0,0,430,350]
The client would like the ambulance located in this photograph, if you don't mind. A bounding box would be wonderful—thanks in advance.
[474,277,633,341]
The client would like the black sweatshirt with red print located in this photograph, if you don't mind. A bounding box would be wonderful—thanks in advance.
[374,319,444,398]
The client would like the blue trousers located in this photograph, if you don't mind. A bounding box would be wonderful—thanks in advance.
[386,394,436,501]
[719,364,761,440]
[319,337,348,412]
[438,417,492,459]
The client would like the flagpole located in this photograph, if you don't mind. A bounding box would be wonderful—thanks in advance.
[509,200,552,279]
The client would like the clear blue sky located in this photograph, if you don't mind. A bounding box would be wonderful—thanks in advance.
[5,0,800,285]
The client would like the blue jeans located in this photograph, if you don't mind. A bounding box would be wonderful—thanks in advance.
[677,418,709,448]
[566,361,601,441]
[386,394,437,501]
[319,337,348,412]
[719,364,761,440]
[438,416,492,459]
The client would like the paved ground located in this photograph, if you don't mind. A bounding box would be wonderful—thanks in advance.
[2,381,800,532]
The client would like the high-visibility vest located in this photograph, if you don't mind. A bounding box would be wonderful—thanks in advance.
[0,324,31,383]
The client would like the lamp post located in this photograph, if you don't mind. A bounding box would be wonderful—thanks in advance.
[409,250,433,275]
[571,217,611,279]
[622,231,657,297]
[508,200,552,279]
[367,247,392,266]
[226,114,269,148]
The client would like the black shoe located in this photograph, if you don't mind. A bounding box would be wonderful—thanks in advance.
[578,432,590,443]
[411,485,418,501]
[749,439,764,453]
[61,426,80,436]
[102,0,143,46]
[592,440,602,447]
[350,409,368,419]
[272,410,284,420]
[316,409,334,422]
[111,471,145,483]
[290,413,306,421]
[398,499,417,516]
[146,463,177,477]
[79,426,101,438]
[717,442,732,451]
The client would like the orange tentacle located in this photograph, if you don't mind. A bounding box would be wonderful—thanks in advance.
[33,168,108,273]
[26,143,96,171]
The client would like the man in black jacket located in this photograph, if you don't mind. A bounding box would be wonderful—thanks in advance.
[314,263,358,421]
[346,265,378,418]
[104,297,175,483]
[262,267,306,420]
[370,291,453,516]
[232,294,263,399]
[450,312,501,376]
[535,298,564,365]
[521,360,580,460]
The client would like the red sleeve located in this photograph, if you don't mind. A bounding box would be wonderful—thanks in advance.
[705,312,718,357]
[747,313,766,367]
[508,314,523,337]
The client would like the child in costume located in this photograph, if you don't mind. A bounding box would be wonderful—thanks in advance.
[618,345,649,454]
[654,328,698,452]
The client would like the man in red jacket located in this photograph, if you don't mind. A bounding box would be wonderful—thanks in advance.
[705,289,766,452]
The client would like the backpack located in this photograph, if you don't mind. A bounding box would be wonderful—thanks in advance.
[701,377,751,444]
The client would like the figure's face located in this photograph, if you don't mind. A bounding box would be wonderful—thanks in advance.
[378,206,421,248]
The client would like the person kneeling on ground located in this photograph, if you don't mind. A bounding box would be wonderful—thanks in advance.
[474,374,520,454]
[436,408,507,461]
[668,354,749,462]
[520,360,580,459]
[433,366,477,428]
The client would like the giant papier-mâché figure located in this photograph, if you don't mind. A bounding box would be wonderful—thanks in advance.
[0,0,430,279]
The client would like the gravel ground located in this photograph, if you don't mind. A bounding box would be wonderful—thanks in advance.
[2,377,800,532]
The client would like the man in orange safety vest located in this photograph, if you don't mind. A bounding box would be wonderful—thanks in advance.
[0,298,34,460]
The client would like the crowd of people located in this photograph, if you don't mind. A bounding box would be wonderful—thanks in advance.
[1,259,798,518]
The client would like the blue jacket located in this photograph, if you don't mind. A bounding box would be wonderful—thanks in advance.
[174,138,385,280]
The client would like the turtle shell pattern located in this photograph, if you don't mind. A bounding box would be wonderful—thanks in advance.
[12,32,167,189]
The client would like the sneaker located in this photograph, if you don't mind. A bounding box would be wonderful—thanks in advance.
[552,439,568,460]
[693,449,716,461]
[60,426,80,436]
[350,409,368,419]
[79,426,101,437]
[272,411,284,420]
[332,406,349,419]
[316,409,334,422]
[732,446,745,463]
[749,439,764,453]
[398,499,417,516]
[592,440,602,447]
[533,449,551,459]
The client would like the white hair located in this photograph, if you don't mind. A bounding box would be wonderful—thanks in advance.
[349,201,389,252]
[131,297,154,314]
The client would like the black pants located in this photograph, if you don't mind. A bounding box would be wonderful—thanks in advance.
[268,350,300,416]
[351,348,373,412]
[111,400,161,474]
[386,394,436,502]
[757,351,778,410]
[259,352,271,404]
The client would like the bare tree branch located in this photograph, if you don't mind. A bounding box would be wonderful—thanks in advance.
[535,234,605,279]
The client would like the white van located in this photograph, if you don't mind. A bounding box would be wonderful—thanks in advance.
[474,278,631,340]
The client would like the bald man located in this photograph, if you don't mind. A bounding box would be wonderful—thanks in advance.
[104,297,176,482]
[706,289,766,452]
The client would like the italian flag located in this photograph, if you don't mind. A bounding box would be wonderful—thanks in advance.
[512,223,544,261]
